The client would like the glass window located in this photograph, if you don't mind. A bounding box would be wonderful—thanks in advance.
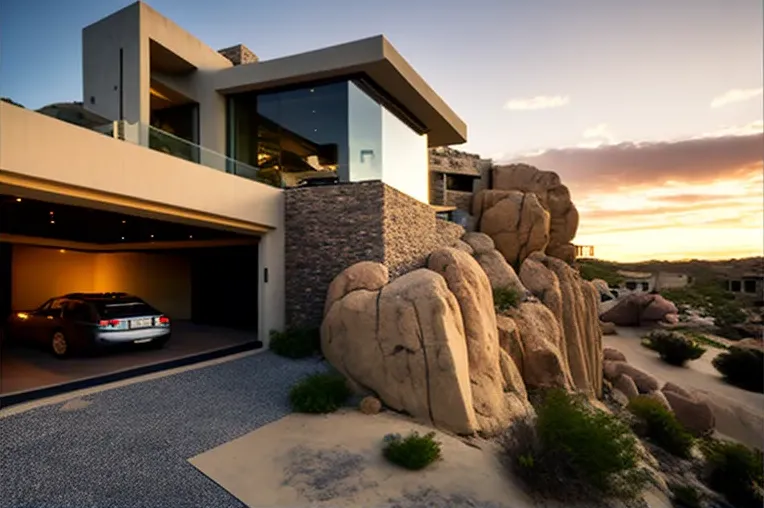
[348,81,382,183]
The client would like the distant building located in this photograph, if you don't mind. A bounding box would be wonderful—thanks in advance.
[617,270,691,293]
[428,147,489,212]
[725,273,764,303]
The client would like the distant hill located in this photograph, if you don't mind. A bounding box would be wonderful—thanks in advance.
[578,257,764,284]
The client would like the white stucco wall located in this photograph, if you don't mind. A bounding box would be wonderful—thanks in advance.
[380,108,429,203]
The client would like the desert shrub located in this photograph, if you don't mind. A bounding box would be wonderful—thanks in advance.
[269,327,321,359]
[627,396,694,458]
[288,372,350,413]
[710,302,747,340]
[382,431,441,470]
[493,286,521,313]
[504,389,646,500]
[712,346,764,392]
[641,330,706,366]
[701,439,764,508]
[577,260,623,287]
[669,482,702,508]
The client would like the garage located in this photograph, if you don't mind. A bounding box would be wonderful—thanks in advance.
[0,193,261,405]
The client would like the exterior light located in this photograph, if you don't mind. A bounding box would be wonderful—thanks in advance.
[15,198,21,202]
[122,220,126,224]
[59,249,66,253]
[121,236,125,240]
[150,234,154,239]
[50,220,55,224]
[189,235,193,239]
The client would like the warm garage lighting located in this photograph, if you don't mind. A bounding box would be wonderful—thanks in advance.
[16,312,28,320]
[15,198,21,202]
[59,249,66,253]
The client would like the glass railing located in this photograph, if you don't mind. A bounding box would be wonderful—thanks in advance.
[113,120,278,187]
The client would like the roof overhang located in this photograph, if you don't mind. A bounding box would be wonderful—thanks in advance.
[211,36,467,147]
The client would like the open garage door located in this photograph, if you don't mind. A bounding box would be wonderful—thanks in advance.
[0,193,262,406]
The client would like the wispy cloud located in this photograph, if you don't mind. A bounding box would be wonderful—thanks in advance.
[700,119,763,138]
[503,95,570,111]
[578,123,617,148]
[710,87,763,108]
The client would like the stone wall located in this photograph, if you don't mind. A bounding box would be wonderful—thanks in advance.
[285,181,465,327]
[218,44,259,65]
[444,189,473,212]
[430,172,446,206]
[285,182,385,327]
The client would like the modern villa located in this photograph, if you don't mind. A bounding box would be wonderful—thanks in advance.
[0,2,468,402]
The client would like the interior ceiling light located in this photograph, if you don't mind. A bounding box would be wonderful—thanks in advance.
[15,198,21,202]
[149,87,172,102]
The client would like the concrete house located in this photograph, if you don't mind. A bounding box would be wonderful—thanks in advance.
[0,1,467,403]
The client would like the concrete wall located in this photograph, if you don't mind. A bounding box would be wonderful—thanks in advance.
[0,103,284,342]
[381,108,429,203]
[11,245,191,319]
[284,181,463,327]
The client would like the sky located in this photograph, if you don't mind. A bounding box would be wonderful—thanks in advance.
[1,0,762,262]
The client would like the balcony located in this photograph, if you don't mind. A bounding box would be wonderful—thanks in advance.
[113,121,276,187]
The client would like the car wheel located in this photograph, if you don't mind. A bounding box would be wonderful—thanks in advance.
[51,330,71,358]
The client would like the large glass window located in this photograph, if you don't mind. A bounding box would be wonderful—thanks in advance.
[226,78,429,200]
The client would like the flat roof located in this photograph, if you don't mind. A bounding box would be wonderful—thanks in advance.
[211,36,467,147]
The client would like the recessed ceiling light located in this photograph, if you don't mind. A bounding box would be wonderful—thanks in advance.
[189,235,193,239]
[59,249,66,253]
[121,236,125,240]
[15,198,21,202]
[50,220,55,224]
[150,234,154,239]
[122,220,126,224]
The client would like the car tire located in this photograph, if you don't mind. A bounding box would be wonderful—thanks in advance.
[50,330,71,359]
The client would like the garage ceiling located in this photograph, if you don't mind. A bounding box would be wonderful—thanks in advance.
[0,194,247,246]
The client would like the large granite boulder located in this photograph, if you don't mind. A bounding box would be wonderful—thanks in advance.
[472,190,550,268]
[600,293,679,326]
[473,248,526,294]
[323,261,389,317]
[427,248,533,435]
[322,266,478,434]
[518,251,603,397]
[490,164,580,264]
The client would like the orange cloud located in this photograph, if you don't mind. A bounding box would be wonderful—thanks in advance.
[512,132,764,262]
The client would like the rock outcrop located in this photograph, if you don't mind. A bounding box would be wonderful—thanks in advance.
[474,164,580,265]
[600,293,678,326]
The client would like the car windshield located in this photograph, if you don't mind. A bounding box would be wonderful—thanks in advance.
[91,299,156,319]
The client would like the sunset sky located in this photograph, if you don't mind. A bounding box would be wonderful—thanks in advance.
[1,0,762,262]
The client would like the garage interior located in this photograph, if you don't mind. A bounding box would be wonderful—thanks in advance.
[0,192,261,402]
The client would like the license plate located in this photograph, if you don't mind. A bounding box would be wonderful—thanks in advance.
[130,318,153,329]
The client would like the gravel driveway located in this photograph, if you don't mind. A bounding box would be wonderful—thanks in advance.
[0,352,326,508]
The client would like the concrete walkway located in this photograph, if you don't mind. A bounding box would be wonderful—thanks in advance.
[0,351,327,508]
[604,328,764,449]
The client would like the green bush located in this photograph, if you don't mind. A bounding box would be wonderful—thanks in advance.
[382,431,442,470]
[701,439,764,508]
[505,389,646,500]
[577,260,623,287]
[711,302,747,340]
[493,286,521,313]
[627,396,694,458]
[269,327,321,359]
[641,330,707,366]
[669,482,702,508]
[712,346,764,392]
[288,372,350,413]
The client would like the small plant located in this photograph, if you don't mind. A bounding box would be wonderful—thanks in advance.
[382,431,442,470]
[269,327,321,359]
[701,439,764,508]
[627,396,694,458]
[669,482,703,508]
[288,372,350,413]
[504,389,646,500]
[712,345,764,392]
[493,286,520,313]
[641,330,706,366]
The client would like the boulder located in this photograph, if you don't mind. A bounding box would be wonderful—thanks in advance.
[505,302,573,391]
[461,232,495,254]
[496,315,525,379]
[322,268,478,434]
[323,261,389,317]
[473,190,550,268]
[645,391,672,413]
[603,347,627,362]
[591,279,611,296]
[451,239,475,255]
[474,249,526,294]
[427,247,533,435]
[641,295,679,322]
[600,293,679,327]
[518,252,603,397]
[490,164,580,264]
[600,321,617,335]
[661,382,692,399]
[610,362,660,393]
[603,360,623,382]
[359,396,382,415]
[663,390,715,436]
[614,374,639,400]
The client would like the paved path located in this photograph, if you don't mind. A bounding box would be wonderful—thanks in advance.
[0,352,327,508]
[605,328,764,448]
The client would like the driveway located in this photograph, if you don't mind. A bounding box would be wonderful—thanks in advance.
[0,351,327,508]
[604,328,764,449]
